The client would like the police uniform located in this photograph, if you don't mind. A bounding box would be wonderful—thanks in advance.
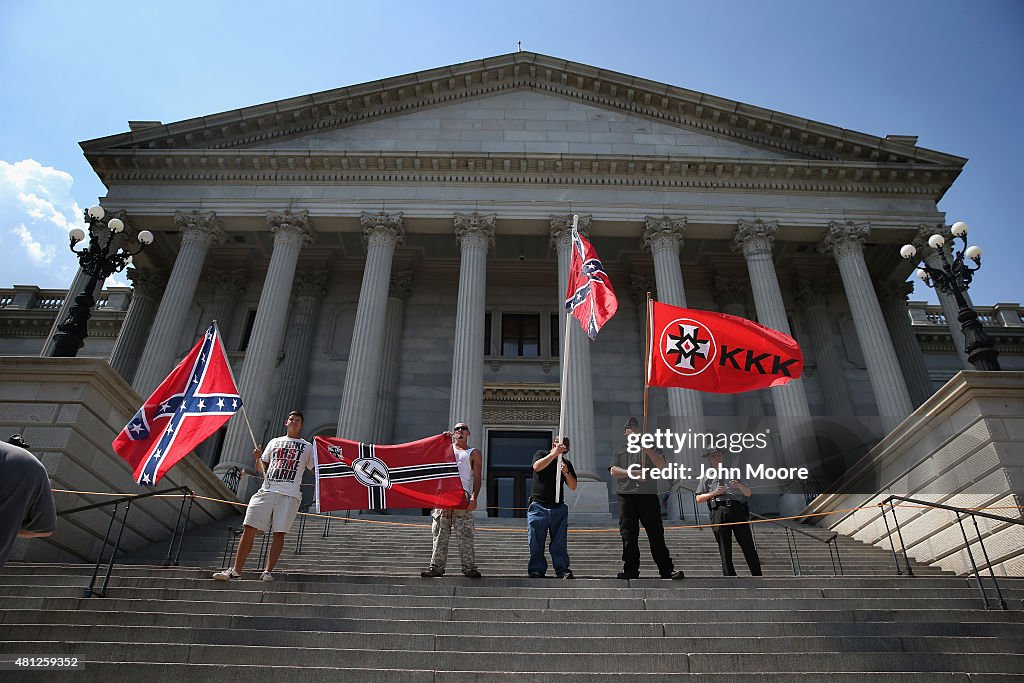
[695,450,762,577]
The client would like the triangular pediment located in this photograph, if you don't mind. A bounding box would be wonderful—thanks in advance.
[248,90,795,159]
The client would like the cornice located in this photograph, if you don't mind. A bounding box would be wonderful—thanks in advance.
[81,52,965,174]
[84,149,956,198]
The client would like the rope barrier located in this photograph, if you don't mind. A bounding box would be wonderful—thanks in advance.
[49,488,1024,533]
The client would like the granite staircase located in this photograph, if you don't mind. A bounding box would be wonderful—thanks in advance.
[1,511,1022,681]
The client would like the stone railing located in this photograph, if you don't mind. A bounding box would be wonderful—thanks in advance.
[0,286,132,353]
[0,286,132,313]
[907,301,1024,328]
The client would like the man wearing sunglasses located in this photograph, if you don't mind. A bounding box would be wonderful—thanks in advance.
[421,422,482,578]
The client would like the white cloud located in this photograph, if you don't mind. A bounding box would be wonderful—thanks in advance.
[11,223,56,265]
[0,159,88,288]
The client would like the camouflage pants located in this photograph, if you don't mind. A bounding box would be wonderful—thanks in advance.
[429,508,477,573]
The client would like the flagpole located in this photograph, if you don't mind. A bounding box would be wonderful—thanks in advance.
[642,293,652,470]
[554,214,579,504]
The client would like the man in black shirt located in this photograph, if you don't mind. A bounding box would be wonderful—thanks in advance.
[609,417,684,580]
[527,438,577,579]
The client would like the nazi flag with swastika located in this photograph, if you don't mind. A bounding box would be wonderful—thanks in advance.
[314,434,469,511]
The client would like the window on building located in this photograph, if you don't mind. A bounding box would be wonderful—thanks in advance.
[501,313,540,357]
[484,312,491,355]
[239,310,257,351]
[550,313,560,357]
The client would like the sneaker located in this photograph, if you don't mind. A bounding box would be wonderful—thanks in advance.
[560,570,576,580]
[463,569,482,579]
[616,572,639,580]
[260,571,274,583]
[213,568,241,581]
[529,572,544,579]
[420,567,444,578]
[661,570,685,580]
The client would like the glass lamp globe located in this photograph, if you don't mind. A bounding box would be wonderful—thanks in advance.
[87,206,105,220]
[69,227,86,243]
[917,268,930,281]
[928,234,945,249]
[107,218,124,233]
[137,230,154,245]
[899,244,917,259]
[964,245,982,261]
[950,222,968,237]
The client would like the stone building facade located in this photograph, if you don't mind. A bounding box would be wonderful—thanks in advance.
[5,52,1022,516]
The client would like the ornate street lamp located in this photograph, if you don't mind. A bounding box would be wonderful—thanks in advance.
[899,221,1000,371]
[51,206,154,357]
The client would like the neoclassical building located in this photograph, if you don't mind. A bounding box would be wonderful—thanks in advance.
[7,52,1023,516]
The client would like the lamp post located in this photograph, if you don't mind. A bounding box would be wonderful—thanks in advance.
[51,206,154,357]
[899,221,1000,371]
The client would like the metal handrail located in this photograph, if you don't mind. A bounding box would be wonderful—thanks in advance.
[59,486,194,597]
[880,494,1021,610]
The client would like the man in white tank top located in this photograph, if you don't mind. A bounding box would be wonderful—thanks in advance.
[421,421,482,578]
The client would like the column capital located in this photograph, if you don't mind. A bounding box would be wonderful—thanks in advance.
[209,269,247,300]
[453,211,496,250]
[388,270,414,301]
[710,274,749,309]
[293,270,329,300]
[730,219,778,258]
[266,209,316,247]
[876,280,915,306]
[173,210,227,246]
[912,222,953,252]
[642,216,687,253]
[360,211,405,248]
[818,220,871,259]
[794,279,828,309]
[629,273,656,307]
[549,214,591,251]
[126,267,167,298]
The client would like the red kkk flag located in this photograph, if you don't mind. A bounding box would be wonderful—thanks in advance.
[647,300,803,393]
[315,434,468,511]
[113,322,241,486]
[564,223,618,339]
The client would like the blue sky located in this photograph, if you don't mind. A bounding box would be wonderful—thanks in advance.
[1,0,1021,305]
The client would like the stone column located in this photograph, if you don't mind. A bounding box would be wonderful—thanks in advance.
[195,269,248,468]
[711,274,770,423]
[335,212,405,443]
[914,224,971,369]
[373,271,413,443]
[877,280,935,408]
[794,280,855,418]
[133,211,226,396]
[109,267,167,384]
[272,270,329,424]
[217,210,315,477]
[731,219,813,471]
[449,212,495,511]
[642,216,706,449]
[819,221,913,434]
[550,215,607,516]
[204,269,248,343]
[629,274,656,337]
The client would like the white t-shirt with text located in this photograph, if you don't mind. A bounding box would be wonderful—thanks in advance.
[260,436,315,500]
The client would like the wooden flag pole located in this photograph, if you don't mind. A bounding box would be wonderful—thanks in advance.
[642,292,653,470]
[554,214,579,504]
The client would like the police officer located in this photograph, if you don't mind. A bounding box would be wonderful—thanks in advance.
[694,446,762,576]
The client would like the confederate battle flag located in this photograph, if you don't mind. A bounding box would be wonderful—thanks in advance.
[315,434,468,512]
[564,221,618,339]
[647,300,804,394]
[113,321,241,486]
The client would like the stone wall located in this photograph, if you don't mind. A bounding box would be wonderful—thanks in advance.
[0,357,241,564]
[806,371,1024,576]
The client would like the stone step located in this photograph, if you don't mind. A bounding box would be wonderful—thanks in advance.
[2,641,1022,674]
[4,624,1024,655]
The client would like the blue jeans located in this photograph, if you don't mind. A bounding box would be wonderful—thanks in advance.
[527,501,570,576]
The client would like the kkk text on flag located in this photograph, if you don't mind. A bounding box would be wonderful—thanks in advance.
[113,322,241,486]
[564,226,618,339]
[647,300,804,393]
[315,434,468,512]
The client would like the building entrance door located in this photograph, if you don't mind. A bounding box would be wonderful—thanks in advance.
[486,429,553,518]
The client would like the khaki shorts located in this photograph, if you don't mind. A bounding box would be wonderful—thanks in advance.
[243,490,302,533]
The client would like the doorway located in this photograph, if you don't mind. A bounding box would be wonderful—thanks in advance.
[486,429,553,518]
